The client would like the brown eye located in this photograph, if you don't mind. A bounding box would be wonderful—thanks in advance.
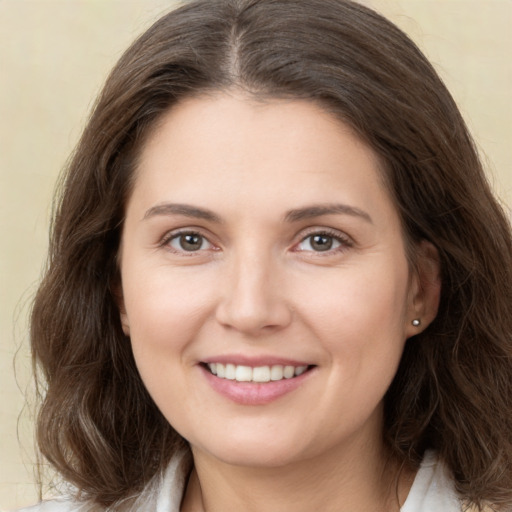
[169,232,210,252]
[310,234,334,251]
[296,232,344,253]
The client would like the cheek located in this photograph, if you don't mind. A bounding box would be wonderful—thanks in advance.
[292,258,410,364]
[121,264,217,359]
[121,269,216,423]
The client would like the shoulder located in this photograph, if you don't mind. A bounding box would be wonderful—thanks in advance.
[401,451,461,512]
[12,449,192,512]
[401,452,500,512]
[11,499,90,512]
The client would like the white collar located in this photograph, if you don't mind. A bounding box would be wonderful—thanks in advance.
[152,449,460,512]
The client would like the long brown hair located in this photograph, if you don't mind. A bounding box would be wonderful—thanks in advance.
[31,0,512,508]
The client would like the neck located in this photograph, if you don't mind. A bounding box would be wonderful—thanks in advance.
[180,436,415,512]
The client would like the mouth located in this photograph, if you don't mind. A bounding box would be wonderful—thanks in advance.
[202,362,314,383]
[199,360,316,405]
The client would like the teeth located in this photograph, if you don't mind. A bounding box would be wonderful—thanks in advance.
[283,365,295,379]
[235,365,252,381]
[216,363,225,378]
[225,364,236,380]
[295,365,307,376]
[270,365,284,381]
[252,366,270,383]
[207,363,309,382]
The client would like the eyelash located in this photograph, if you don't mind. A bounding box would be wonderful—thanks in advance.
[160,230,216,255]
[293,228,353,256]
[160,228,353,256]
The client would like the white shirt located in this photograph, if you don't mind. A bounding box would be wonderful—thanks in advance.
[13,450,461,512]
[400,450,461,511]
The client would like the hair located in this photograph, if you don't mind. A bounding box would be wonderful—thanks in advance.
[31,0,512,509]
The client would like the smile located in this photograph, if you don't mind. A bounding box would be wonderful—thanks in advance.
[201,361,315,405]
[206,363,309,382]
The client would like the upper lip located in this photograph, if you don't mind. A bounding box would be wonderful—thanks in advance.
[201,355,314,367]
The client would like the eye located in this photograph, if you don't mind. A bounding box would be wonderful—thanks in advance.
[167,232,213,252]
[295,230,351,253]
[298,234,340,252]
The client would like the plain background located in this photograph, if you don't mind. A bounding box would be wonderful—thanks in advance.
[1,0,510,508]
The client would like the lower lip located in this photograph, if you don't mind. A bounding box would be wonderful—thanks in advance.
[200,365,314,405]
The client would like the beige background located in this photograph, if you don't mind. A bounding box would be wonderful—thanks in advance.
[1,0,510,509]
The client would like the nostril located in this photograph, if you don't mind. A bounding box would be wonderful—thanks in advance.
[215,298,293,334]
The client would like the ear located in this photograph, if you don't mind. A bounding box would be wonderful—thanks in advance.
[119,306,131,337]
[405,240,441,338]
[111,279,130,336]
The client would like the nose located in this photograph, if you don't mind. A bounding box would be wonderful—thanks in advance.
[215,251,293,335]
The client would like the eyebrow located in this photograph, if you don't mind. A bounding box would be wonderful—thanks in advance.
[142,202,372,224]
[284,204,373,224]
[142,203,222,223]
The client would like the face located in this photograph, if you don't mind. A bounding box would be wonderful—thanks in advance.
[118,93,436,469]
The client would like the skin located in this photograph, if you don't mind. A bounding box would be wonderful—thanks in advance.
[118,93,441,512]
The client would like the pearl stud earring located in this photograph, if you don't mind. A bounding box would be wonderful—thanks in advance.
[412,319,421,327]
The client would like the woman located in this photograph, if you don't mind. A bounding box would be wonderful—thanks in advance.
[22,0,512,511]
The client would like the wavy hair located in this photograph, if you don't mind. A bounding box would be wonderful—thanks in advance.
[31,0,512,508]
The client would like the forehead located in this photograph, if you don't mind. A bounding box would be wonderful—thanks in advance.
[130,93,396,225]
[139,94,382,177]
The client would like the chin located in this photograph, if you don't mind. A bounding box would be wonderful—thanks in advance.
[191,433,312,469]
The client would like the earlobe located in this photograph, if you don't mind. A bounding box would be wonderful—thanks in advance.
[406,240,442,337]
[120,313,130,336]
[111,279,130,336]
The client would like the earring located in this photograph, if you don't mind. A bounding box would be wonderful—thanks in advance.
[412,319,421,327]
